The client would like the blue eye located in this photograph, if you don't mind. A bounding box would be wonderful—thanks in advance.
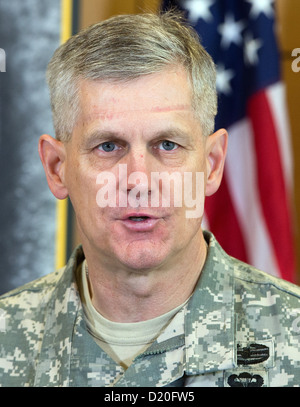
[159,140,178,151]
[98,142,118,152]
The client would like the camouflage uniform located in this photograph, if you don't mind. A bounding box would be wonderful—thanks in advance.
[0,231,299,387]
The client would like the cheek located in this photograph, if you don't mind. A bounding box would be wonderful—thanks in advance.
[65,163,99,211]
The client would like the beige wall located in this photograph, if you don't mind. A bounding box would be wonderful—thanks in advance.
[80,0,160,28]
[75,0,300,281]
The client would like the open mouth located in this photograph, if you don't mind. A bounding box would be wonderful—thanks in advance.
[119,214,160,231]
[128,216,150,222]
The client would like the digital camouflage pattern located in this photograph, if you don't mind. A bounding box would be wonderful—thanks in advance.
[0,231,299,387]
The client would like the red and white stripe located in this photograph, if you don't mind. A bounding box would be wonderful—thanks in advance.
[204,82,295,282]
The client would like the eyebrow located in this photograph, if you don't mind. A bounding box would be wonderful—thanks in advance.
[83,130,123,149]
[150,129,192,145]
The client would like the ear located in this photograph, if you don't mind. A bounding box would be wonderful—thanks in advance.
[205,129,228,197]
[38,134,69,200]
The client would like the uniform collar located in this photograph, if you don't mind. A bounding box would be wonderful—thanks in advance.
[184,231,236,374]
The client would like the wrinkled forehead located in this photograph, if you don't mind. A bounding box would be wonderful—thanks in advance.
[76,66,195,119]
[69,70,203,145]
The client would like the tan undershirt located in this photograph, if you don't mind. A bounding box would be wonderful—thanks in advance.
[78,260,188,369]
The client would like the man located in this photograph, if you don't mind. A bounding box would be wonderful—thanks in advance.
[0,11,299,387]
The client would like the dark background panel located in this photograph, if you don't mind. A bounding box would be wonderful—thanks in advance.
[0,0,61,294]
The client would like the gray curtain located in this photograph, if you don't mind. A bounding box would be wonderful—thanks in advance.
[0,0,61,294]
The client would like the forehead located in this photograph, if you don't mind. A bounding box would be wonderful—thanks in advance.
[77,66,194,121]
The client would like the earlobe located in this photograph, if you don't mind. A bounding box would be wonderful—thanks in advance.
[38,134,69,200]
[205,129,228,197]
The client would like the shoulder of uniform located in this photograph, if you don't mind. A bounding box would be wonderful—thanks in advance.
[0,245,84,307]
[230,253,300,300]
[205,230,300,300]
[0,267,66,308]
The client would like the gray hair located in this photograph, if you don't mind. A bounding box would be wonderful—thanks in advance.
[46,11,217,141]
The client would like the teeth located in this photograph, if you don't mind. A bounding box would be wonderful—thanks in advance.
[129,216,148,221]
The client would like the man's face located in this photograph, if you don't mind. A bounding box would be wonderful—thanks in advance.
[62,67,211,271]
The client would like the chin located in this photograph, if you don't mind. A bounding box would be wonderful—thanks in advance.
[122,252,167,271]
[117,241,169,271]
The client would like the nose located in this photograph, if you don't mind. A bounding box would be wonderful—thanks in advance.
[125,144,150,169]
[118,148,154,206]
[126,149,151,187]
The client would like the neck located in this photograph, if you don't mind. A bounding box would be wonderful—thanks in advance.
[82,232,207,323]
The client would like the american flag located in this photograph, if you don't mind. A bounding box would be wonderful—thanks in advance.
[162,0,296,282]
